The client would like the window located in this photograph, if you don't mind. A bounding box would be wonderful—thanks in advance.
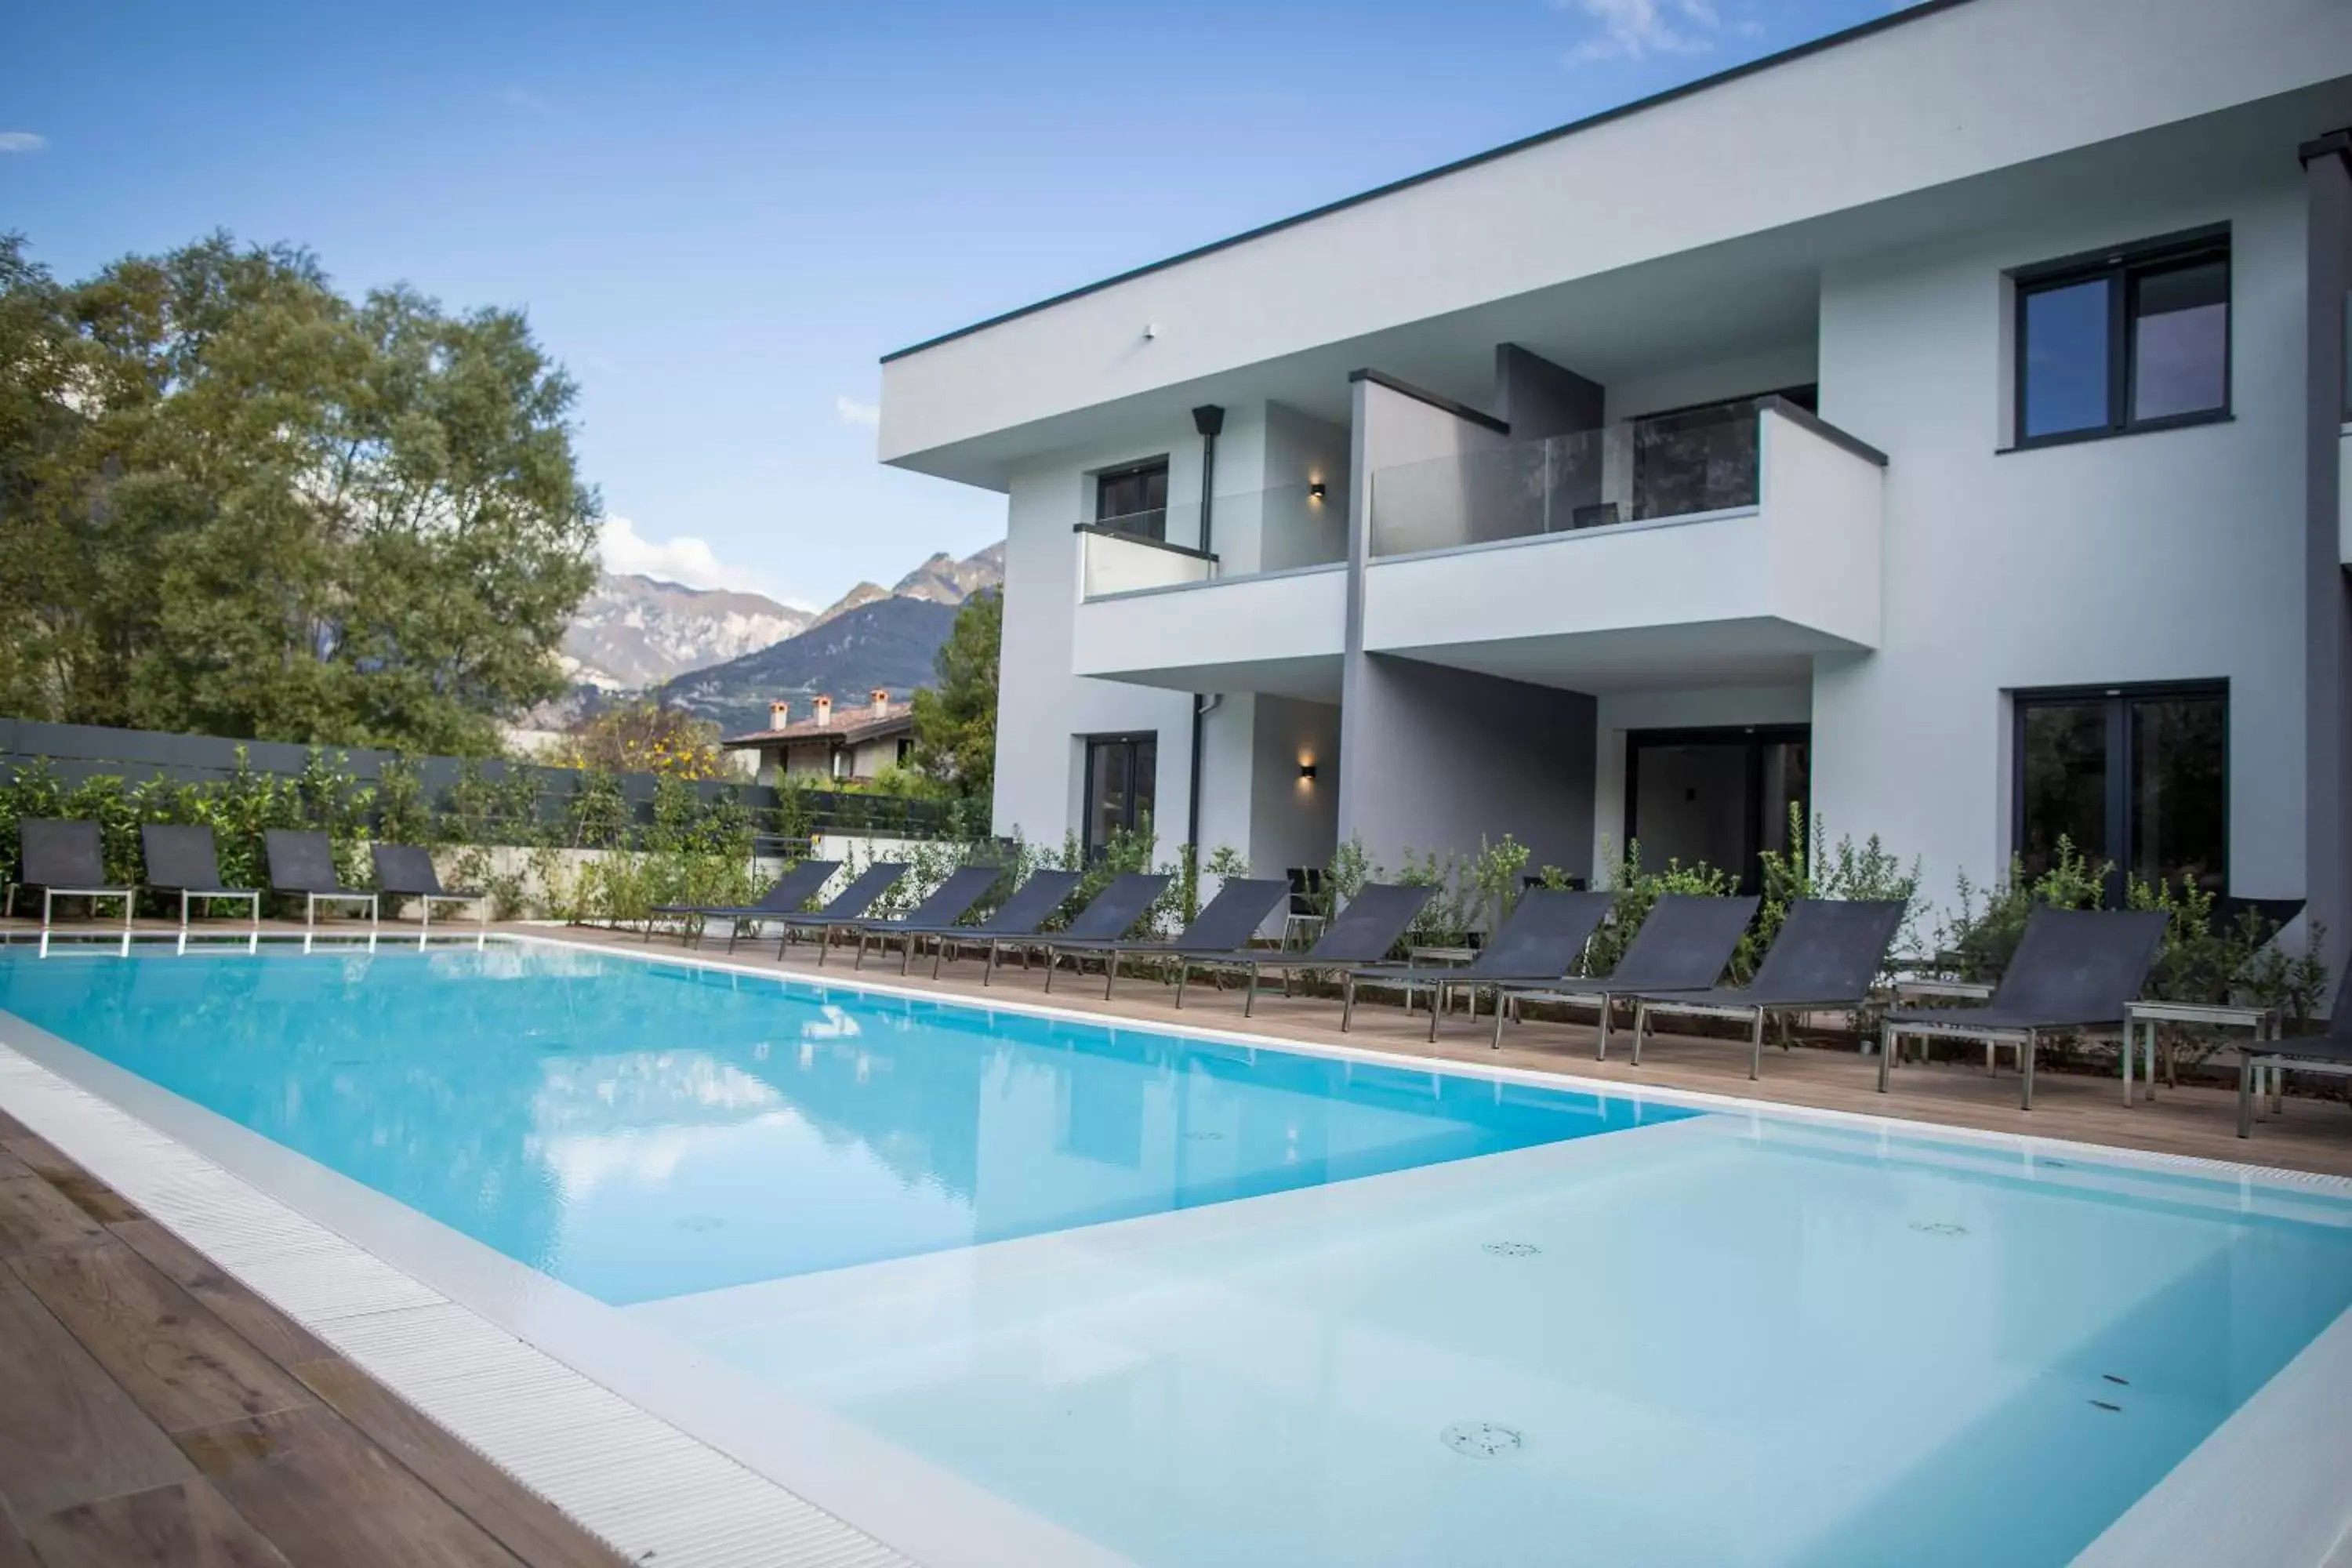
[2015,231,2229,446]
[1095,460,1168,541]
[1083,735,1157,857]
[2014,684,2227,901]
[895,736,913,766]
[1624,726,1809,895]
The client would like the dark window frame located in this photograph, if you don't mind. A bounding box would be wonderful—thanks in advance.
[2009,680,2230,902]
[1081,732,1159,858]
[1094,459,1171,541]
[2010,227,2232,451]
[1624,724,1811,895]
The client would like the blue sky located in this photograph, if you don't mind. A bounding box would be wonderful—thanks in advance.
[2,0,1900,610]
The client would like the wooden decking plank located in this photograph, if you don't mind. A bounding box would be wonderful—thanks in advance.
[0,1150,30,1182]
[180,1406,529,1568]
[9,1240,314,1436]
[22,1478,293,1568]
[3,1132,142,1222]
[0,1174,107,1260]
[292,1356,628,1568]
[0,1275,194,1519]
[107,1219,336,1373]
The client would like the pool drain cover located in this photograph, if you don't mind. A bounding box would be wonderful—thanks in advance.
[677,1214,724,1233]
[1482,1241,1541,1257]
[1908,1221,1968,1236]
[1440,1422,1523,1457]
[1183,1131,1225,1142]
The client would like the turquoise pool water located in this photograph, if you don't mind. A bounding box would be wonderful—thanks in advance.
[0,938,1679,1303]
[4,937,2350,1567]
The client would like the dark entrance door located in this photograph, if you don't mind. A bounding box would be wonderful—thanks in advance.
[1624,725,1811,894]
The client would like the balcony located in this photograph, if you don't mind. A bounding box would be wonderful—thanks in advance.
[1363,397,1885,690]
[1072,484,1348,699]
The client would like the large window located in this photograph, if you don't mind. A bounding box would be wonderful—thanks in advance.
[2015,230,2229,447]
[1624,725,1810,895]
[2014,684,2227,900]
[1083,734,1157,857]
[1094,460,1169,541]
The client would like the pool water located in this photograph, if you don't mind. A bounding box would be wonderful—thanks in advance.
[0,940,1680,1302]
[4,938,2350,1567]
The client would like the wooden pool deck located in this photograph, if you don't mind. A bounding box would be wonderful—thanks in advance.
[0,1102,625,1568]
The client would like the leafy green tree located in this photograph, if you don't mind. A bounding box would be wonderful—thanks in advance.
[909,586,1000,804]
[0,230,598,753]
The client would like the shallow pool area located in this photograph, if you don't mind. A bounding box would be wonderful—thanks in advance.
[2,935,2349,1567]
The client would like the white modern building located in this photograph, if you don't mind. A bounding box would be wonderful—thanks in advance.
[878,0,2352,960]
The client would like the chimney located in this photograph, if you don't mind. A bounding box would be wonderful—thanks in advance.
[768,699,789,731]
[869,688,890,717]
[812,695,832,728]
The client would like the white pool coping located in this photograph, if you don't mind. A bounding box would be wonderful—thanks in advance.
[2,928,2349,1568]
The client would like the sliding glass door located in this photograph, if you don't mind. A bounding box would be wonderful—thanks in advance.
[2014,684,2226,900]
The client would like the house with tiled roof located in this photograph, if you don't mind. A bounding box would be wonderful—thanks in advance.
[722,691,914,785]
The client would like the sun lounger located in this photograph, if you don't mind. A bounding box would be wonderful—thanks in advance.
[987,873,1171,989]
[1171,882,1437,1016]
[1038,877,1292,998]
[916,869,1085,982]
[141,824,260,931]
[1490,893,1760,1055]
[761,861,913,963]
[847,866,1014,972]
[1882,907,2169,1109]
[265,830,379,928]
[371,843,492,932]
[2240,1016,2352,1138]
[649,858,840,949]
[6,819,135,931]
[1628,898,1907,1080]
[1339,888,1613,1040]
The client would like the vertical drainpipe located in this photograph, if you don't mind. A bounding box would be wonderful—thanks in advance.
[1187,405,1225,863]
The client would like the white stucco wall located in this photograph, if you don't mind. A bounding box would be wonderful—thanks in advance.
[1810,176,2310,906]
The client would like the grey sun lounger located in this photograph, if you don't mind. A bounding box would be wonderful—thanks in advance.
[1340,888,1614,1040]
[142,824,260,931]
[2239,1013,2352,1138]
[848,866,1014,972]
[1171,881,1438,1016]
[1628,898,1908,1080]
[1882,907,2169,1109]
[765,862,914,964]
[919,869,1087,984]
[265,830,379,927]
[992,873,1171,990]
[1038,877,1292,999]
[650,858,840,950]
[7,819,135,931]
[372,843,492,932]
[1490,893,1761,1056]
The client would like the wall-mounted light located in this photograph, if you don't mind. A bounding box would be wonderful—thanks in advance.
[1307,481,1327,502]
[1298,762,1319,782]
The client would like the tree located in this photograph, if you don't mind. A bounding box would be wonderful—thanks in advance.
[550,701,730,780]
[0,231,598,753]
[909,587,999,804]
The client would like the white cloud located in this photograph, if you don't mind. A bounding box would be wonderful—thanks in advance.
[833,394,880,430]
[500,87,552,116]
[0,132,46,153]
[1559,0,1720,63]
[599,515,764,594]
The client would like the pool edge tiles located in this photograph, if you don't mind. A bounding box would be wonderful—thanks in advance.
[7,932,2352,1566]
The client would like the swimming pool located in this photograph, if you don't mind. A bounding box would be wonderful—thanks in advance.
[2,935,2349,1567]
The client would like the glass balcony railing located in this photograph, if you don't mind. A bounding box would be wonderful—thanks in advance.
[1079,480,1348,598]
[1368,397,1779,560]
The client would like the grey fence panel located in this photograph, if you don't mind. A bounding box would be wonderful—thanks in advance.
[0,717,955,843]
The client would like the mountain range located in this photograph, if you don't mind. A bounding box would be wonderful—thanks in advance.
[546,541,1004,731]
